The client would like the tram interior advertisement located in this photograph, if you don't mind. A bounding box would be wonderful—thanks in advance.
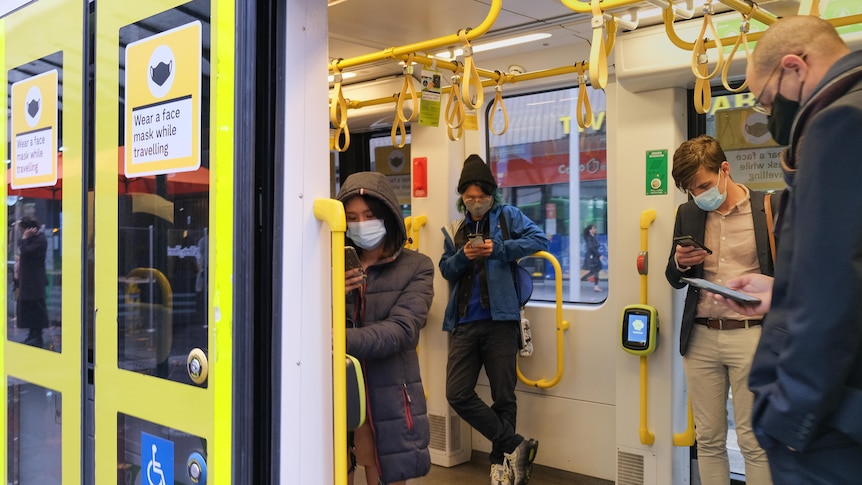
[3,0,860,484]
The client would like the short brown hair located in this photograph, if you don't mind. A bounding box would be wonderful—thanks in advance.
[671,135,726,192]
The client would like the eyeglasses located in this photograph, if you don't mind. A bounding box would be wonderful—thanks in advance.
[752,53,805,116]
[462,194,491,203]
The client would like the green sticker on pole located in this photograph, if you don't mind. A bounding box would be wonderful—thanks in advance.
[646,149,668,196]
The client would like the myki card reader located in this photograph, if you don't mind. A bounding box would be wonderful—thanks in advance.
[621,304,658,355]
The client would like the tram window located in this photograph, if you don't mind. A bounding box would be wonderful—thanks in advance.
[486,87,608,304]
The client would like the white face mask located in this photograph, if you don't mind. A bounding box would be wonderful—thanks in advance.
[346,219,387,250]
[693,171,727,212]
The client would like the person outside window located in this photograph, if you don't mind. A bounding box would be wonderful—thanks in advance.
[15,216,49,348]
[665,135,776,485]
[338,171,434,485]
[440,154,549,485]
[580,223,604,292]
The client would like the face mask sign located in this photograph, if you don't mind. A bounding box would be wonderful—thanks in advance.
[693,171,727,212]
[347,219,387,250]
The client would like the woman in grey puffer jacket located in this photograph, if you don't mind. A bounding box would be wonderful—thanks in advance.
[338,172,434,485]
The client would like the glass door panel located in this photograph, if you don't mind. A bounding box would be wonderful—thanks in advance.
[2,0,86,483]
[94,0,232,483]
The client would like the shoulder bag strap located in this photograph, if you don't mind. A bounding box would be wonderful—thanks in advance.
[764,193,776,263]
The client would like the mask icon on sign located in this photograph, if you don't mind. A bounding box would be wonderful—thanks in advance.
[150,61,173,86]
[27,99,40,118]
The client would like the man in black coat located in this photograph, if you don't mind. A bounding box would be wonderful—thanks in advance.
[15,216,48,347]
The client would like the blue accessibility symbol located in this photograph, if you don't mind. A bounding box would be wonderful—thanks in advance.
[141,432,174,485]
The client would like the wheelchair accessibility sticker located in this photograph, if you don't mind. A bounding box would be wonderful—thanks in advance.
[142,432,174,485]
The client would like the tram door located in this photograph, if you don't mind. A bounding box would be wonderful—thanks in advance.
[4,0,236,483]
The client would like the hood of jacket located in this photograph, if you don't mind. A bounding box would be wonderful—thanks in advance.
[336,171,407,248]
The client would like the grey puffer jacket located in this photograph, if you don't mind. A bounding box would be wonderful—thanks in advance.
[337,172,433,483]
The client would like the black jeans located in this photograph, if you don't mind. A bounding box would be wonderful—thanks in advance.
[446,319,522,464]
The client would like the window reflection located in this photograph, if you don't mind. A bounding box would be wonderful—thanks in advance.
[486,87,609,304]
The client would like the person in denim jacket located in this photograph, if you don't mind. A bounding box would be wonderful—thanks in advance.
[440,154,548,485]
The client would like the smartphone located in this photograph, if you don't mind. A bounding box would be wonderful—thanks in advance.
[681,277,761,305]
[345,246,364,273]
[673,235,713,254]
[466,233,484,247]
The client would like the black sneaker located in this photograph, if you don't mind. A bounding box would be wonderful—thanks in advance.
[504,438,538,485]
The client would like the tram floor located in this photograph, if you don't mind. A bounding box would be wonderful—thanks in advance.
[353,452,613,485]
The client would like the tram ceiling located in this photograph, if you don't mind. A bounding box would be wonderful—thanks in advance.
[326,0,799,88]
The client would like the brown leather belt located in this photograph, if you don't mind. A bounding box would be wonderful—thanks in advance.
[694,318,762,330]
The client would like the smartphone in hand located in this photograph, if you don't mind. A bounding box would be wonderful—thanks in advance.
[466,233,484,247]
[345,246,364,273]
[673,235,713,254]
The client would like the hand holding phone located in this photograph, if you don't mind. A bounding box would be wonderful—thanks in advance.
[467,233,485,247]
[674,235,712,254]
[345,246,364,273]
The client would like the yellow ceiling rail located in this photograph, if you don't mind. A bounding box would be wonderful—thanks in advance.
[663,3,772,52]
[330,0,501,72]
[340,63,592,111]
[561,0,647,13]
[313,198,348,485]
[516,251,570,389]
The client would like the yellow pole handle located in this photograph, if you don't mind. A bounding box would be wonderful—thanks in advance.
[313,198,348,485]
[638,209,656,445]
[516,251,570,389]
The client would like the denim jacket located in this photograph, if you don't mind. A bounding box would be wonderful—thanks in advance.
[439,204,549,332]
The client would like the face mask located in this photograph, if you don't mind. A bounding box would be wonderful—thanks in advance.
[465,199,493,218]
[767,92,800,146]
[693,171,727,212]
[347,219,387,250]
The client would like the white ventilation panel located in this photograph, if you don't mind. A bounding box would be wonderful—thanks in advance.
[428,408,472,467]
[617,446,657,485]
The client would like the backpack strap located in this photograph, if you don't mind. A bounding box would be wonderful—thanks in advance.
[764,193,776,263]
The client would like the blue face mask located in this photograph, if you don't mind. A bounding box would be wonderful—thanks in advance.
[693,171,727,212]
[346,219,387,250]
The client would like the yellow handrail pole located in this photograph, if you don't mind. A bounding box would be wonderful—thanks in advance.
[331,0,501,72]
[639,209,656,445]
[411,215,427,251]
[516,251,570,389]
[313,198,348,485]
[673,397,696,446]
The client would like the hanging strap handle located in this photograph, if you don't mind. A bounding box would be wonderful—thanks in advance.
[330,59,351,152]
[589,0,609,90]
[396,54,418,122]
[459,30,484,110]
[489,71,509,135]
[575,61,593,129]
[721,12,752,93]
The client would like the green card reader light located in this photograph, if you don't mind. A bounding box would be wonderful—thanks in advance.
[621,304,658,355]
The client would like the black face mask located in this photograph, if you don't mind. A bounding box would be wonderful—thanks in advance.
[767,92,800,146]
